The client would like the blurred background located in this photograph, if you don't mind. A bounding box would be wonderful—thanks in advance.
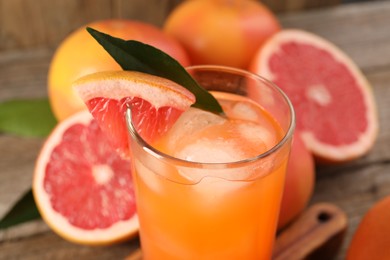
[0,0,380,52]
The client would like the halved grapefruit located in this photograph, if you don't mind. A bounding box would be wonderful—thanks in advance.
[250,29,378,163]
[33,111,138,245]
[33,71,195,245]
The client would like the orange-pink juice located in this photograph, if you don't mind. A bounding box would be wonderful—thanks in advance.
[129,91,291,259]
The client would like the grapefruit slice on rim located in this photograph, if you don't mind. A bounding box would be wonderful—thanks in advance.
[73,70,196,158]
[33,111,138,245]
[250,29,378,163]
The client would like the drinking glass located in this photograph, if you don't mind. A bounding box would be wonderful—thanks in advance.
[126,65,295,259]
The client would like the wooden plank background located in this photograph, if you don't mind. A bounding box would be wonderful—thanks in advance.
[0,0,341,51]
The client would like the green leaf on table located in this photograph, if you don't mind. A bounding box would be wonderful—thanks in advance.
[0,98,57,137]
[86,27,224,115]
[0,189,40,229]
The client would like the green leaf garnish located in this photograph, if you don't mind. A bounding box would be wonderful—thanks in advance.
[0,189,40,230]
[0,98,57,137]
[86,27,224,115]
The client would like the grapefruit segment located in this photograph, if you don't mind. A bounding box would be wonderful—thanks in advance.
[250,29,378,162]
[73,70,196,157]
[33,111,138,245]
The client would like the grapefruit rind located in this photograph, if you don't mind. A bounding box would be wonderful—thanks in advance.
[74,70,195,110]
[33,111,138,245]
[252,29,378,162]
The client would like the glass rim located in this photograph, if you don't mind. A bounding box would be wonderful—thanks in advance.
[126,65,295,169]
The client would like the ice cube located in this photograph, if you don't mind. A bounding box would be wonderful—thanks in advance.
[174,135,259,184]
[174,120,276,163]
[237,123,277,150]
[175,138,243,164]
[230,101,262,122]
[162,107,226,153]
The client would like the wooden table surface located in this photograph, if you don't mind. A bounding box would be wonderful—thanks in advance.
[1,1,390,259]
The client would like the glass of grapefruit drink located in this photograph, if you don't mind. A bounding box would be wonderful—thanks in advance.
[126,65,295,259]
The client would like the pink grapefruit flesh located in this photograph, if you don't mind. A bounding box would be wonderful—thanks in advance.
[250,29,378,162]
[33,111,138,245]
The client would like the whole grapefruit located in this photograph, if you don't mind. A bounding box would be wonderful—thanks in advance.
[347,195,390,260]
[164,0,280,69]
[250,29,378,163]
[278,132,315,230]
[48,19,191,122]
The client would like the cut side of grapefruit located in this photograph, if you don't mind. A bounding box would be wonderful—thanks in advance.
[250,29,378,163]
[33,111,138,245]
[73,70,196,158]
